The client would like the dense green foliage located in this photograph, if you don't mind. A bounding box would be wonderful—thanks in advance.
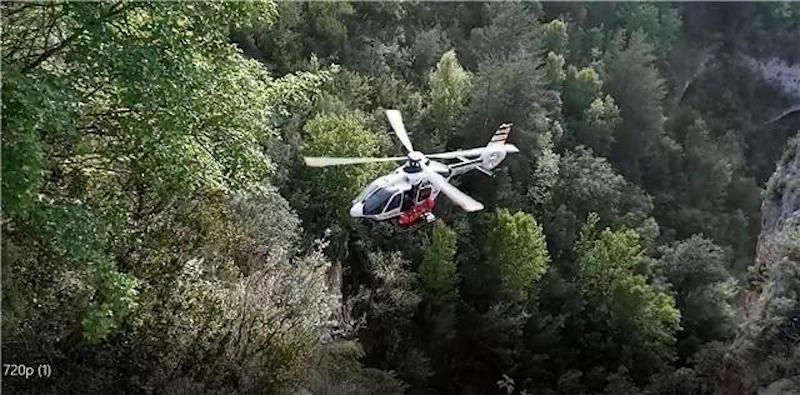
[418,222,459,299]
[488,209,551,295]
[301,111,390,225]
[428,50,472,150]
[3,1,799,394]
[576,214,681,373]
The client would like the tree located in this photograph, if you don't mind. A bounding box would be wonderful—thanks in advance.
[543,51,566,90]
[1,0,289,343]
[306,341,407,394]
[682,118,733,210]
[355,251,432,388]
[540,19,569,56]
[412,27,452,80]
[604,31,667,181]
[576,214,681,373]
[528,147,561,209]
[242,1,354,74]
[0,3,367,393]
[464,50,558,195]
[419,222,460,300]
[561,65,621,156]
[488,209,551,296]
[655,236,737,359]
[347,36,413,78]
[136,247,335,393]
[416,223,463,392]
[301,111,391,225]
[615,3,682,54]
[576,94,621,156]
[545,147,655,255]
[563,65,603,117]
[467,2,542,64]
[429,49,471,149]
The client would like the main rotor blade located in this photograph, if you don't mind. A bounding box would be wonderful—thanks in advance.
[385,109,414,153]
[426,144,520,160]
[423,167,484,212]
[304,156,406,167]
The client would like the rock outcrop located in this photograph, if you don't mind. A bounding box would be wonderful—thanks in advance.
[756,135,800,276]
[721,134,800,395]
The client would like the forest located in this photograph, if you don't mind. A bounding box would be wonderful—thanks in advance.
[2,1,799,394]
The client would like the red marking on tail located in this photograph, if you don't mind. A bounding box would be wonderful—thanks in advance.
[488,123,513,146]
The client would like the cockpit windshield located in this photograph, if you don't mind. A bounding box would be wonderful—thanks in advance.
[363,187,396,215]
[355,178,387,203]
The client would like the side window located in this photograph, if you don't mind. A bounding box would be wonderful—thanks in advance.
[417,186,432,202]
[386,193,402,212]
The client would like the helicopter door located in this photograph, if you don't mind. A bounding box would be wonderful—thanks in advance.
[416,185,432,203]
[385,192,402,213]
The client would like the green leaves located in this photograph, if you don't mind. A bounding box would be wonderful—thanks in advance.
[683,118,733,208]
[0,1,321,347]
[468,2,541,63]
[545,147,655,256]
[615,3,681,54]
[4,2,798,393]
[0,105,46,218]
[82,262,139,344]
[576,213,681,365]
[429,50,471,149]
[543,51,566,90]
[418,222,459,299]
[23,204,140,344]
[564,65,602,117]
[247,1,352,74]
[655,235,736,357]
[576,214,644,290]
[488,209,551,295]
[0,70,71,219]
[301,111,391,225]
[603,30,666,180]
[579,94,621,156]
[540,19,569,56]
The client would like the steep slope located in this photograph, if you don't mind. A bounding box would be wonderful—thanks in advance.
[722,135,800,395]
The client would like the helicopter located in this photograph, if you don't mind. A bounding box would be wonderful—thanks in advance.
[304,110,519,227]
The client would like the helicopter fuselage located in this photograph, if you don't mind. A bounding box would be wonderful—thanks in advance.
[347,150,506,226]
[303,110,519,223]
[349,161,447,223]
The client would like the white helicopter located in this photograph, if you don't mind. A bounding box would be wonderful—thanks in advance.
[304,110,519,227]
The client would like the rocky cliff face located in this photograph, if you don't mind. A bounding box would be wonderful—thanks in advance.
[721,134,800,395]
[755,135,800,278]
[757,135,800,240]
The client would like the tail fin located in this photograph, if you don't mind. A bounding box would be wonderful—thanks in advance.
[488,123,513,146]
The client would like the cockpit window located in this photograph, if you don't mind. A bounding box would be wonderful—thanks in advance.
[363,187,395,215]
[386,193,402,212]
[356,182,381,203]
[355,176,393,203]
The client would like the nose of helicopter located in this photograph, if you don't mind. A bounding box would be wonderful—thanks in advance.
[350,202,364,217]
